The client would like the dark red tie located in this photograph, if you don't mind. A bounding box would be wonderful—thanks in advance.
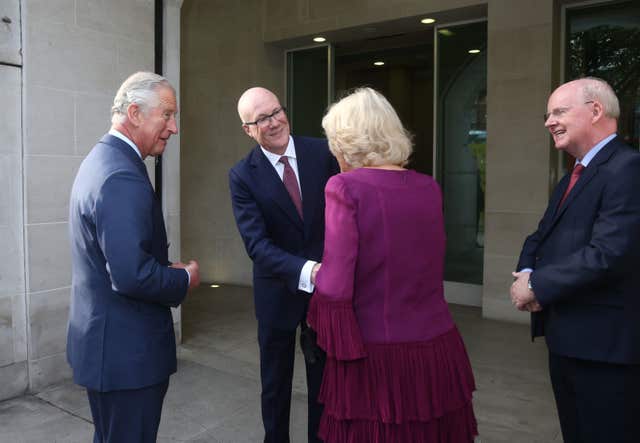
[558,163,585,208]
[279,156,303,219]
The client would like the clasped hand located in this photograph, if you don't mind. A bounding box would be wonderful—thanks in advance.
[510,271,542,312]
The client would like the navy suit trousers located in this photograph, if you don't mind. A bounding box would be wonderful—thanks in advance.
[258,323,325,443]
[87,380,169,443]
[549,353,640,443]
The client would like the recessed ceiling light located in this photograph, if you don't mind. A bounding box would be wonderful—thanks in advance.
[313,36,326,43]
[468,49,481,54]
[438,29,454,37]
[374,61,385,66]
[421,18,436,24]
[210,284,220,288]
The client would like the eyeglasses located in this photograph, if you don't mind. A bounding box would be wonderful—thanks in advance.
[244,107,287,128]
[544,101,594,122]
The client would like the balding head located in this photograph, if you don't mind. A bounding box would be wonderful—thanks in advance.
[545,77,618,159]
[237,87,290,155]
[237,87,277,122]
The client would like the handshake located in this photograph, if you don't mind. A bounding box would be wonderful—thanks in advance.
[171,260,201,290]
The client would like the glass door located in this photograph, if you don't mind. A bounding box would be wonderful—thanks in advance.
[435,20,487,305]
[285,45,334,137]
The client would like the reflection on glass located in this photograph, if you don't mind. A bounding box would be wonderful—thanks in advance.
[437,21,487,285]
[566,0,640,159]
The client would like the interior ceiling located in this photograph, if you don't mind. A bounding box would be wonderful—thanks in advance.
[272,4,487,50]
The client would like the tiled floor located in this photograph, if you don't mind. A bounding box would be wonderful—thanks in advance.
[0,285,561,442]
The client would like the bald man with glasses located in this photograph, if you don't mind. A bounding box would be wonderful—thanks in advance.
[229,87,339,443]
[511,77,640,443]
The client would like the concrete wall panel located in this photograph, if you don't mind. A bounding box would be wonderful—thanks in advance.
[26,223,71,293]
[483,0,555,320]
[26,156,82,224]
[24,86,75,156]
[0,0,21,65]
[29,288,70,360]
[75,92,112,156]
[0,60,26,399]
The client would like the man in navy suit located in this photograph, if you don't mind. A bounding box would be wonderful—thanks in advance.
[511,77,640,443]
[67,71,200,443]
[229,87,339,443]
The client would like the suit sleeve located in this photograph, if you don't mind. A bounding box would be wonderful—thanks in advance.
[307,176,366,361]
[229,168,306,294]
[95,171,188,307]
[532,155,640,306]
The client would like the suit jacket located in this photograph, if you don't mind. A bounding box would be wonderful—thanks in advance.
[229,136,339,330]
[67,134,189,392]
[517,136,640,364]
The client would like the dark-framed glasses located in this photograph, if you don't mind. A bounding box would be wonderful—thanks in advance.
[544,101,594,122]
[244,107,287,128]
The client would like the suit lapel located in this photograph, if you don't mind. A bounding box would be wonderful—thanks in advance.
[540,138,619,241]
[250,146,304,229]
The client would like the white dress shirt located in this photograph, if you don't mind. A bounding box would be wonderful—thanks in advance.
[260,136,317,294]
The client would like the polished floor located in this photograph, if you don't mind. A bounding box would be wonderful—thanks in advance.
[0,285,561,442]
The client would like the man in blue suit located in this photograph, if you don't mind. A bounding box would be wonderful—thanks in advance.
[68,71,200,443]
[229,87,339,443]
[511,77,640,443]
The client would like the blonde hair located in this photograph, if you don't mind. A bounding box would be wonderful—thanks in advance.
[322,87,413,168]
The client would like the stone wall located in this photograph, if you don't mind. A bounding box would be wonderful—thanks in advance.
[0,0,28,401]
[0,0,160,401]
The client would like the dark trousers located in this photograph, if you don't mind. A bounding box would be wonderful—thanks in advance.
[548,352,640,443]
[87,380,169,443]
[258,323,325,443]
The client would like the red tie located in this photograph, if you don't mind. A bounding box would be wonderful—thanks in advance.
[279,156,303,219]
[558,163,585,208]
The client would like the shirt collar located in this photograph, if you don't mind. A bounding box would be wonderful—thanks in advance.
[577,133,616,168]
[109,128,142,159]
[260,136,296,167]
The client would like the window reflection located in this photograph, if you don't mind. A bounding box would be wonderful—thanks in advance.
[566,0,640,156]
[437,21,487,285]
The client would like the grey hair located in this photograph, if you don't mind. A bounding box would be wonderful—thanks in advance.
[111,72,173,124]
[580,77,620,119]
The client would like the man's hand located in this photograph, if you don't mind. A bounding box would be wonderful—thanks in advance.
[525,300,543,312]
[172,260,201,290]
[310,263,321,285]
[510,271,539,311]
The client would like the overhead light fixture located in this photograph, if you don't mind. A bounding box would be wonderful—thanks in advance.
[374,61,385,66]
[210,284,220,288]
[468,49,481,54]
[438,29,454,37]
[313,36,326,43]
[421,18,436,24]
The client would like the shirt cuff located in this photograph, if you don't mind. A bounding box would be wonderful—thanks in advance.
[184,268,190,286]
[298,260,317,293]
[519,268,533,274]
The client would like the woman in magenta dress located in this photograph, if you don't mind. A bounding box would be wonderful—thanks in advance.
[307,87,478,442]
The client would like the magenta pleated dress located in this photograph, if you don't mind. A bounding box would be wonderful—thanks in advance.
[307,168,477,443]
